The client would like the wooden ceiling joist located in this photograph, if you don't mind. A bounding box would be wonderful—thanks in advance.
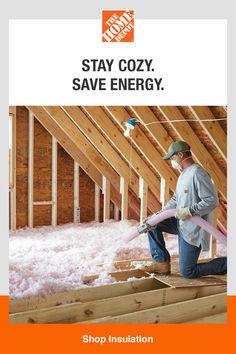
[104,106,178,192]
[82,106,161,198]
[26,105,226,225]
[189,106,227,161]
[61,106,161,212]
[130,106,174,153]
[157,106,227,199]
[26,106,140,218]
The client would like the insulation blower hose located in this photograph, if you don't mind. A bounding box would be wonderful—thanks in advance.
[123,208,227,245]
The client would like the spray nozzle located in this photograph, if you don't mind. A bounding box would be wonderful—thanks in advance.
[123,119,136,137]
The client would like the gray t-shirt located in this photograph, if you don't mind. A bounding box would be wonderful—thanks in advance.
[162,163,219,251]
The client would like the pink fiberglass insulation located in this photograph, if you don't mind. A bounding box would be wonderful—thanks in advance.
[9,220,227,299]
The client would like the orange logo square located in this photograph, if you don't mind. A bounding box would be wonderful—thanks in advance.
[102,10,134,43]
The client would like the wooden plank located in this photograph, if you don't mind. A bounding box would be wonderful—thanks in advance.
[33,117,53,226]
[83,106,161,198]
[209,208,217,258]
[102,176,110,221]
[130,106,173,152]
[26,106,140,216]
[15,107,29,228]
[73,162,80,223]
[28,106,120,191]
[10,112,16,230]
[160,177,169,208]
[94,184,100,222]
[217,200,227,232]
[120,177,128,220]
[105,106,177,192]
[183,312,227,324]
[79,292,227,324]
[9,277,162,314]
[62,106,138,193]
[114,205,120,220]
[157,106,227,199]
[33,201,52,205]
[9,106,16,115]
[189,106,227,161]
[40,105,148,215]
[51,136,57,226]
[9,285,226,324]
[139,177,148,223]
[154,273,227,288]
[61,106,161,212]
[28,111,34,228]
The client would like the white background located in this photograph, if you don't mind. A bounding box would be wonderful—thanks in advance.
[9,19,227,105]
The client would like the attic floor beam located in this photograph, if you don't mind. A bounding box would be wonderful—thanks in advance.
[10,277,159,314]
[51,137,57,226]
[139,177,148,223]
[189,106,227,161]
[74,162,80,223]
[26,107,140,217]
[9,285,226,324]
[120,177,128,220]
[102,176,110,221]
[81,292,227,324]
[94,184,100,222]
[183,312,227,324]
[157,106,227,199]
[105,106,177,192]
[28,111,34,228]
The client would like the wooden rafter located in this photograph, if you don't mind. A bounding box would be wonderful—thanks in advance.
[189,106,227,161]
[104,106,178,192]
[27,106,140,218]
[83,106,161,198]
[61,106,161,212]
[130,106,173,152]
[157,106,227,199]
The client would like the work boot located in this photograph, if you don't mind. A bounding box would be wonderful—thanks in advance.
[140,262,170,275]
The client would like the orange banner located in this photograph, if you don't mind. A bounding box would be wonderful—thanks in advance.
[2,295,235,354]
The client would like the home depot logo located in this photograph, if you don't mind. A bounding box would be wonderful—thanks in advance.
[102,10,134,42]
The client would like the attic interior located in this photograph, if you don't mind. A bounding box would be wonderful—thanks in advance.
[9,105,227,324]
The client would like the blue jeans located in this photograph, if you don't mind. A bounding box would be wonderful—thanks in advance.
[147,217,227,278]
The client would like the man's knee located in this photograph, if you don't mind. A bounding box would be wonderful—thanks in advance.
[179,266,197,279]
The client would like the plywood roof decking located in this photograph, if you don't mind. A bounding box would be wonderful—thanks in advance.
[26,105,227,229]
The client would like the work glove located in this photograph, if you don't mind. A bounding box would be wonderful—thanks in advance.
[175,207,192,221]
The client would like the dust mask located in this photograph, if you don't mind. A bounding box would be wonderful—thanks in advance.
[171,152,191,170]
[171,159,182,170]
